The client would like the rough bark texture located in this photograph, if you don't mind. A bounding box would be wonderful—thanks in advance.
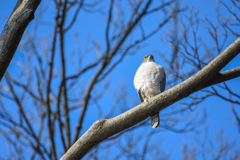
[0,0,41,81]
[60,37,240,160]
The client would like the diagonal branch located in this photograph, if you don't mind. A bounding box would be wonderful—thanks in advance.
[105,0,114,54]
[61,37,240,160]
[64,0,85,32]
[0,0,41,81]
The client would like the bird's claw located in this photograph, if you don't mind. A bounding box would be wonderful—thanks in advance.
[144,97,151,103]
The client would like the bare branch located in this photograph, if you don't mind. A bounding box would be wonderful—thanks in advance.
[61,37,240,159]
[0,0,41,81]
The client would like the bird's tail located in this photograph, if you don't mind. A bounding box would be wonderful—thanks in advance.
[151,113,159,128]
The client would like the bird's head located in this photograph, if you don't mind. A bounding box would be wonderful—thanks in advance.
[142,54,155,64]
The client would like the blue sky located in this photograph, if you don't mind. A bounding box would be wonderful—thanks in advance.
[0,0,240,159]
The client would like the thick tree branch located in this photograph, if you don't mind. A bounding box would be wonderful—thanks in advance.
[61,37,240,160]
[0,0,41,81]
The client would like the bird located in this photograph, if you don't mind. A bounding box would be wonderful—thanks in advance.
[133,54,166,128]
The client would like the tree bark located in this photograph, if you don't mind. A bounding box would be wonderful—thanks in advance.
[60,37,240,160]
[0,0,41,81]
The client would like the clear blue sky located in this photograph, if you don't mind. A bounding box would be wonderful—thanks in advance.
[0,0,240,159]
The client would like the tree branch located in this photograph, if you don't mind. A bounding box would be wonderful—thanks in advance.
[59,0,71,150]
[207,67,240,87]
[0,0,41,81]
[61,37,240,160]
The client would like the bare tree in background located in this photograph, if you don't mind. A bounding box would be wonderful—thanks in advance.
[0,0,240,160]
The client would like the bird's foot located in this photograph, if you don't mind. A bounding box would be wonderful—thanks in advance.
[144,97,151,103]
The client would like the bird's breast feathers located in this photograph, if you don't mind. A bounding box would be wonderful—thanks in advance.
[134,62,164,95]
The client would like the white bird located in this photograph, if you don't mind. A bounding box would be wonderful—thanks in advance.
[134,54,166,128]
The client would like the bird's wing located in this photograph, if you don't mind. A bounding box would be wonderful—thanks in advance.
[137,89,144,102]
[160,70,166,92]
